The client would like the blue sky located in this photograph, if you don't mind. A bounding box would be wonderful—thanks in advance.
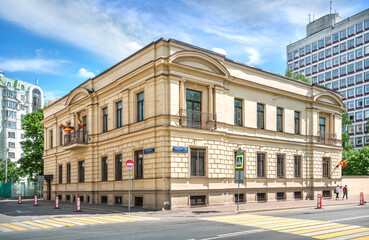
[0,0,368,102]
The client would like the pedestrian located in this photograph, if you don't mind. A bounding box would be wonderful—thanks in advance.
[342,185,348,200]
[335,185,341,200]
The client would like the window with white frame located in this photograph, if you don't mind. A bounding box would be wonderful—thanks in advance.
[306,56,311,64]
[356,137,363,145]
[356,74,363,83]
[312,53,317,62]
[294,62,299,68]
[357,112,363,121]
[326,48,331,57]
[348,39,355,48]
[319,51,324,59]
[299,59,305,67]
[365,59,369,68]
[306,67,311,75]
[312,76,317,83]
[340,42,346,51]
[348,76,355,85]
[333,57,339,65]
[293,50,298,58]
[340,66,346,75]
[288,63,293,70]
[8,152,15,158]
[366,72,369,81]
[357,61,363,71]
[366,33,369,42]
[348,51,355,60]
[340,78,346,87]
[365,110,369,119]
[357,98,363,108]
[333,33,339,42]
[348,125,354,133]
[348,88,355,97]
[357,36,363,45]
[288,52,293,60]
[333,81,339,89]
[357,48,363,58]
[341,90,346,98]
[313,65,318,72]
[366,20,369,29]
[333,45,339,54]
[326,82,332,89]
[349,138,355,146]
[312,42,318,51]
[357,86,363,95]
[319,39,324,48]
[319,74,325,82]
[357,22,363,32]
[299,47,305,55]
[365,84,369,93]
[333,69,339,78]
[319,62,324,71]
[340,54,347,63]
[348,64,355,73]
[365,136,369,144]
[326,36,331,45]
[306,44,311,53]
[326,59,332,68]
[365,97,369,106]
[349,26,355,35]
[326,71,331,79]
[340,30,347,39]
[348,100,355,108]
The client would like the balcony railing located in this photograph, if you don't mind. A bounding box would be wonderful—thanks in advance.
[317,131,337,145]
[179,109,217,130]
[64,130,88,146]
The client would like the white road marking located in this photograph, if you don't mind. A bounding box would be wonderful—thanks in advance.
[199,229,267,240]
[330,215,369,222]
[34,220,65,228]
[11,222,40,230]
[0,225,15,232]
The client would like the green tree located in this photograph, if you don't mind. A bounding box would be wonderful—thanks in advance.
[19,108,44,179]
[0,159,21,183]
[285,70,312,83]
[342,147,369,175]
[342,106,353,153]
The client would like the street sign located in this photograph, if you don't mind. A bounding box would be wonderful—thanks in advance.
[126,160,134,169]
[235,155,244,169]
[173,147,188,152]
[144,148,155,154]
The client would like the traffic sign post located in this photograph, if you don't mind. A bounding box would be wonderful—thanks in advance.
[55,195,60,209]
[76,196,81,211]
[34,195,38,206]
[18,194,22,204]
[235,147,244,213]
[126,160,134,212]
[317,194,322,209]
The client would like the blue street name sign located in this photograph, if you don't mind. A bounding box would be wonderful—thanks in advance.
[144,148,155,154]
[173,147,188,152]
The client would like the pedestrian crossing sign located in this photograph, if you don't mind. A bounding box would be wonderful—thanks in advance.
[235,155,244,169]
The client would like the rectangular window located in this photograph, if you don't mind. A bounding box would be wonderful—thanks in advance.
[8,152,15,158]
[348,51,355,60]
[115,154,122,181]
[294,111,300,134]
[257,104,264,129]
[294,191,302,199]
[7,111,16,119]
[59,127,63,146]
[186,89,202,128]
[348,76,355,85]
[325,48,331,57]
[294,156,302,178]
[78,160,85,183]
[312,42,318,51]
[340,30,346,39]
[190,196,206,206]
[340,54,347,63]
[333,33,339,42]
[357,61,363,71]
[333,57,339,65]
[67,163,71,184]
[257,153,265,178]
[340,78,346,87]
[135,150,144,179]
[322,158,330,178]
[235,194,245,203]
[8,142,15,148]
[59,165,63,184]
[8,132,15,138]
[306,56,311,64]
[357,22,363,32]
[333,69,338,78]
[319,117,326,135]
[190,148,206,177]
[137,92,144,122]
[319,51,324,59]
[6,100,17,108]
[277,154,284,178]
[333,45,339,54]
[102,107,108,132]
[349,26,355,35]
[234,99,242,126]
[101,157,108,181]
[340,66,346,75]
[116,101,122,128]
[319,39,324,48]
[357,48,363,58]
[340,42,347,51]
[333,81,339,89]
[276,108,283,132]
[277,192,285,200]
[312,53,318,62]
[326,36,332,45]
[306,44,311,53]
[357,86,363,95]
[257,193,266,202]
[299,47,305,55]
[50,130,53,148]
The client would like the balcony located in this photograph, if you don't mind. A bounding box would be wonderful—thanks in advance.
[63,130,89,150]
[316,131,338,145]
[179,109,217,130]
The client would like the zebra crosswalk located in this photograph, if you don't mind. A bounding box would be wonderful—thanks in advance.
[0,215,158,233]
[201,214,369,240]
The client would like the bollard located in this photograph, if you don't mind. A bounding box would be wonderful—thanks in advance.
[55,196,60,209]
[76,196,81,212]
[18,194,22,204]
[34,195,38,206]
[317,194,322,209]
[360,192,364,205]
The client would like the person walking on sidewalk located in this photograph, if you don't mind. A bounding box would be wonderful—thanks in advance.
[342,185,348,200]
[335,185,341,200]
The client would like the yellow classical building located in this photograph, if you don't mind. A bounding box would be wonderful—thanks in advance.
[42,38,344,210]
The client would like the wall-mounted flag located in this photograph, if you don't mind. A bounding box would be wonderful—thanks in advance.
[77,116,86,130]
[60,124,75,132]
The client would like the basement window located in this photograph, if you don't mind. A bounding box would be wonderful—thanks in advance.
[135,197,143,207]
[235,194,245,203]
[294,191,302,200]
[190,196,206,206]
[101,196,107,204]
[276,192,285,201]
[257,193,266,202]
[66,195,70,201]
[322,190,331,198]
[115,197,122,204]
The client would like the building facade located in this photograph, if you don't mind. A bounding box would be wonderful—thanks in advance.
[0,71,44,169]
[287,9,369,149]
[42,39,344,210]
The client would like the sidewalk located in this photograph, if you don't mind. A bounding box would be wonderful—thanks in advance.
[34,195,365,218]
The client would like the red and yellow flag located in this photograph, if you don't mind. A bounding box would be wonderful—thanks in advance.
[336,158,347,168]
[77,116,86,130]
[60,124,74,132]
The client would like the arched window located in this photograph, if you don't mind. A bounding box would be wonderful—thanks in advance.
[21,85,25,91]
[6,82,11,88]
[32,88,41,111]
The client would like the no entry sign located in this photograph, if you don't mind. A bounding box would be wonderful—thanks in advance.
[126,160,134,169]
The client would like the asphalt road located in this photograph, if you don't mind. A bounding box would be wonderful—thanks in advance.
[1,200,369,240]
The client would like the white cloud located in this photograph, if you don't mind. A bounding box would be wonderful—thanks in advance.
[0,0,145,62]
[245,47,261,65]
[0,58,67,74]
[43,90,67,103]
[212,47,227,56]
[77,68,95,78]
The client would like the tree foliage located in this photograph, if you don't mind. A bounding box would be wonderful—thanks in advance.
[19,108,44,179]
[342,147,369,175]
[342,107,353,153]
[0,159,21,183]
[285,70,312,83]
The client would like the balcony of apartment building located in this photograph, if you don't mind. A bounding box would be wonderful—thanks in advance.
[63,129,89,150]
[315,114,340,146]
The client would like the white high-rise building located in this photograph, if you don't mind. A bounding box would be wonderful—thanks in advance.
[287,9,369,149]
[0,71,44,168]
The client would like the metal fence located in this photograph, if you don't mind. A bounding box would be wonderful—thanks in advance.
[0,181,43,198]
